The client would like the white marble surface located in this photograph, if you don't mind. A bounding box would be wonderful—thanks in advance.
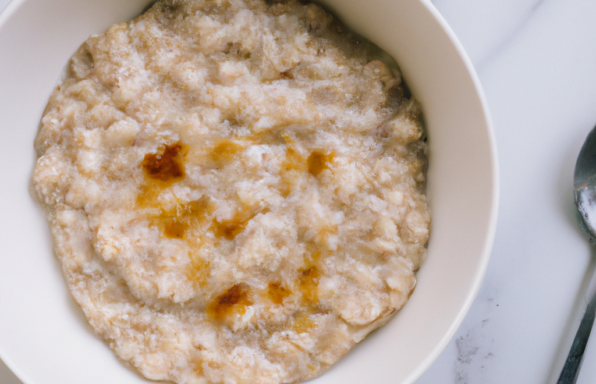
[419,0,596,383]
[3,0,596,383]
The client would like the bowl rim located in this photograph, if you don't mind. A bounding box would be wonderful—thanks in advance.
[402,1,499,382]
[0,0,499,383]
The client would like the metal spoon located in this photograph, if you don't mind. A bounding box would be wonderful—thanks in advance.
[558,126,596,383]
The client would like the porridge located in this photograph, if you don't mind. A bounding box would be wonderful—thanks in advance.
[32,0,430,383]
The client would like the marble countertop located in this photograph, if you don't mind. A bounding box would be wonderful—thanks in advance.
[3,0,596,383]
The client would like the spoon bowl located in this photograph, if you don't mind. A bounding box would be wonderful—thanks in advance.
[558,125,596,383]
[574,126,596,237]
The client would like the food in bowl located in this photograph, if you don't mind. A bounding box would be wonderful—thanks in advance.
[31,0,430,383]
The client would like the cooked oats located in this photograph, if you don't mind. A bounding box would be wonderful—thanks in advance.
[32,1,430,383]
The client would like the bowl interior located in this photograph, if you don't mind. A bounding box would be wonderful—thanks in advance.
[0,0,497,383]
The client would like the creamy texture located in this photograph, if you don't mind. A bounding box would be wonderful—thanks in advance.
[32,1,430,383]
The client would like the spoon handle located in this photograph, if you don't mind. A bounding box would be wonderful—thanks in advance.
[557,292,596,384]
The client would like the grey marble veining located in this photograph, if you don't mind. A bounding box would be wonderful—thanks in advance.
[0,0,10,15]
[431,0,545,68]
[0,359,21,384]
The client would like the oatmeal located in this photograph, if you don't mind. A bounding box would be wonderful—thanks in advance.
[32,0,430,383]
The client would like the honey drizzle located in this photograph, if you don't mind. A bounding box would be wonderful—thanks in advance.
[207,283,253,322]
[299,266,321,304]
[142,143,187,182]
[211,206,266,240]
[267,282,292,305]
[135,139,337,306]
[277,131,335,196]
[291,312,315,334]
[209,139,244,167]
[137,143,188,208]
[307,150,334,176]
[151,195,213,239]
[187,253,210,286]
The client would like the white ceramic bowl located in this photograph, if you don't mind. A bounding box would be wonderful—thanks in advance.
[0,0,498,383]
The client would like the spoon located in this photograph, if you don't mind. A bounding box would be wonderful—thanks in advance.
[558,126,596,383]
